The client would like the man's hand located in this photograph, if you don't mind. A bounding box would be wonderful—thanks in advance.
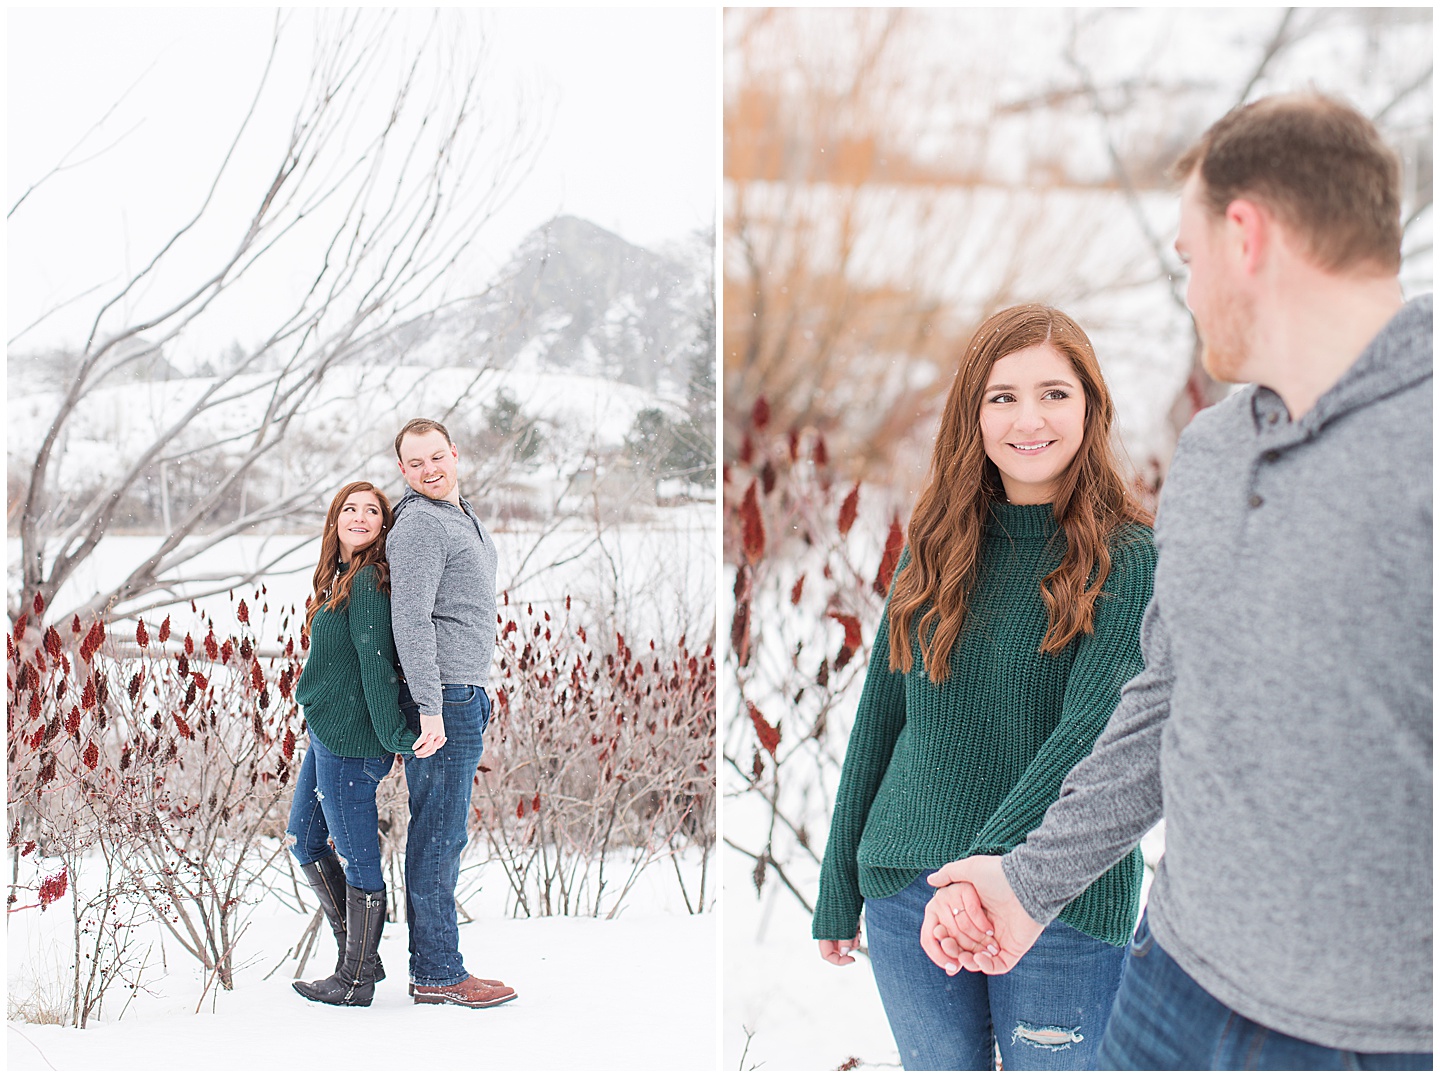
[817,933,862,966]
[411,713,447,758]
[920,856,1043,976]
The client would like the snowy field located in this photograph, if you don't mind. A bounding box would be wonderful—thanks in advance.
[8,847,717,1071]
[723,847,898,1072]
[6,504,716,649]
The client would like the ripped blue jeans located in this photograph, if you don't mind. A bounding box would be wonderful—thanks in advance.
[285,737,393,892]
[866,872,1125,1070]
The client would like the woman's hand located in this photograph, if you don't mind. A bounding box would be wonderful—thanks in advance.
[817,933,862,966]
[921,880,996,975]
[411,713,447,758]
[922,856,1043,976]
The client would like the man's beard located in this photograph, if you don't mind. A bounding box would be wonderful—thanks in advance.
[1197,288,1256,385]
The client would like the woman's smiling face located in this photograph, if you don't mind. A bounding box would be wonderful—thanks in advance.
[979,343,1087,505]
[335,488,384,560]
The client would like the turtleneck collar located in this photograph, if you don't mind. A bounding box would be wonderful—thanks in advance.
[985,500,1057,538]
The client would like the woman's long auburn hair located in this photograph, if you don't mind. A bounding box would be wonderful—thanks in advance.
[304,481,394,635]
[888,304,1152,682]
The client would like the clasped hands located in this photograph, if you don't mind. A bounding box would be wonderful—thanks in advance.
[817,855,1045,975]
[918,855,1044,976]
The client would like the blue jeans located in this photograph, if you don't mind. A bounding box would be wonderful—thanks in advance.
[285,737,393,892]
[1098,912,1432,1070]
[865,872,1125,1070]
[400,681,489,987]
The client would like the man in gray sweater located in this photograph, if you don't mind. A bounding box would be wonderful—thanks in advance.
[387,417,516,1009]
[922,95,1431,1067]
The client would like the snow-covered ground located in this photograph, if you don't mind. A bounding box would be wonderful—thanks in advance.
[8,848,717,1071]
[723,846,897,1072]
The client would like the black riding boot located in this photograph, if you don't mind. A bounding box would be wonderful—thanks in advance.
[297,852,384,981]
[293,884,386,1007]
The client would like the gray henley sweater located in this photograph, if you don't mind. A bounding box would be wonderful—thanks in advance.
[1002,295,1433,1054]
[386,488,498,716]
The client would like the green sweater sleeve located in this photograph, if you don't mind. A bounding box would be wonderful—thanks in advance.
[812,600,909,941]
[347,567,415,756]
[969,532,1156,855]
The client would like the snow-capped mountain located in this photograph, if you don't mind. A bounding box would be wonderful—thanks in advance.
[380,216,710,399]
[8,217,715,533]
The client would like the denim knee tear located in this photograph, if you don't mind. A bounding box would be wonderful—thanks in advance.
[1012,1023,1084,1052]
[314,786,325,801]
[284,831,298,848]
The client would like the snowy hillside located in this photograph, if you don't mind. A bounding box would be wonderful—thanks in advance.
[6,219,715,556]
[464,215,709,394]
[7,214,711,494]
[7,363,674,496]
[344,215,711,398]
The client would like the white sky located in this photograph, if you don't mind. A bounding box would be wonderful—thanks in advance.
[7,6,717,356]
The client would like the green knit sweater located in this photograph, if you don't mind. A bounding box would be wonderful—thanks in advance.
[812,502,1155,947]
[294,564,414,758]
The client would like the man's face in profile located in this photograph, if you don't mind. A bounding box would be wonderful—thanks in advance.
[1176,171,1256,385]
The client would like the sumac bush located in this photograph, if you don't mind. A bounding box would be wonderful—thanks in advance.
[477,592,716,916]
[9,576,717,1024]
[722,397,901,914]
[7,587,302,1005]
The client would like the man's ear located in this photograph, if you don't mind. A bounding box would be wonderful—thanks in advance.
[1225,197,1269,276]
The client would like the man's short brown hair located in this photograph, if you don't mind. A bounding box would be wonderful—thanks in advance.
[394,417,453,460]
[1172,93,1403,274]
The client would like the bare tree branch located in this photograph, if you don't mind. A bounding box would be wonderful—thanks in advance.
[8,50,162,219]
[10,11,551,622]
[1235,8,1298,105]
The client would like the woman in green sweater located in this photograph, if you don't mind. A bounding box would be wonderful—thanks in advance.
[813,305,1156,1070]
[287,480,419,1007]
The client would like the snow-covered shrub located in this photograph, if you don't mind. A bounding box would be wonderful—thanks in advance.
[7,589,302,1015]
[723,397,902,920]
[476,593,716,917]
[8,573,716,1025]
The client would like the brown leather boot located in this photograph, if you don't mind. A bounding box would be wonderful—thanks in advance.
[408,977,508,996]
[411,975,518,1008]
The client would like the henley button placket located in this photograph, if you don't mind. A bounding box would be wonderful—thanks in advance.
[1250,400,1288,513]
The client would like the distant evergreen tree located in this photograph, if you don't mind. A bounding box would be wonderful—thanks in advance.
[626,407,677,466]
[485,388,544,462]
[624,295,716,490]
[681,299,717,487]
